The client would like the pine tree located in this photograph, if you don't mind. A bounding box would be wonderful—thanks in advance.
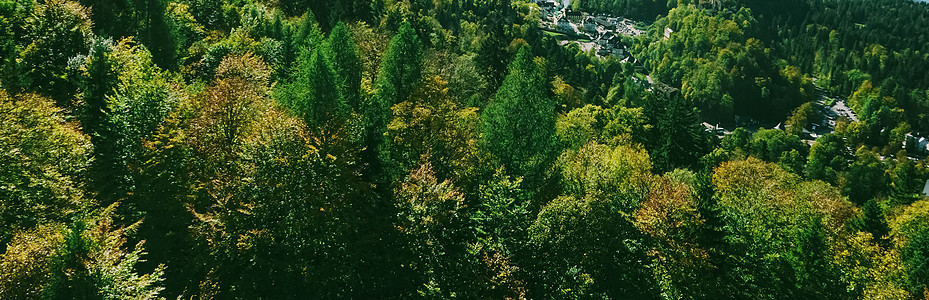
[80,38,116,139]
[131,0,177,69]
[79,38,128,207]
[373,21,423,115]
[363,21,423,181]
[324,22,362,111]
[646,93,713,173]
[480,46,556,187]
[295,47,346,128]
[43,221,96,299]
[858,199,890,245]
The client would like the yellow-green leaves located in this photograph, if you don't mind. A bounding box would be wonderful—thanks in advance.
[559,142,652,209]
[890,200,929,294]
[0,90,91,245]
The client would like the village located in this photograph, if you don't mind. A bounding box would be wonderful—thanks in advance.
[533,0,929,161]
[533,0,644,59]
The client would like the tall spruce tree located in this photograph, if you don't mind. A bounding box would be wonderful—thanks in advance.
[294,47,345,128]
[373,21,423,117]
[480,46,556,187]
[646,93,713,173]
[364,21,423,181]
[324,22,362,111]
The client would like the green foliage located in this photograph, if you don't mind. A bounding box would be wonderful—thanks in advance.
[364,21,424,182]
[165,2,206,55]
[778,148,805,175]
[713,158,855,299]
[889,158,925,206]
[374,21,424,114]
[556,104,602,150]
[559,142,653,212]
[529,193,658,299]
[831,231,910,299]
[517,138,660,298]
[45,208,165,299]
[324,22,363,110]
[721,127,809,169]
[1,0,928,297]
[891,200,929,296]
[0,90,91,246]
[555,104,651,150]
[744,0,929,134]
[394,162,478,298]
[45,221,98,299]
[805,133,848,183]
[186,53,363,298]
[720,127,752,154]
[481,46,556,186]
[183,26,280,82]
[387,75,479,183]
[748,128,807,163]
[278,43,364,157]
[189,53,271,162]
[469,169,531,298]
[283,47,347,129]
[843,148,888,205]
[854,199,890,245]
[1,205,165,299]
[18,0,92,105]
[634,173,713,298]
[473,169,531,253]
[80,0,177,69]
[644,93,714,172]
[448,53,487,107]
[637,6,811,120]
[80,38,177,206]
[0,223,65,299]
[187,0,225,30]
[0,0,29,89]
[572,0,669,19]
[785,102,814,136]
[530,141,659,298]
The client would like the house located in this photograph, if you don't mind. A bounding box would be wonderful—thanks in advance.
[664,27,674,39]
[649,81,679,98]
[593,16,615,29]
[904,133,929,153]
[702,122,725,135]
[609,38,626,56]
[801,128,818,139]
[566,10,585,23]
[583,17,598,32]
[611,45,626,57]
[557,18,575,33]
[597,32,614,45]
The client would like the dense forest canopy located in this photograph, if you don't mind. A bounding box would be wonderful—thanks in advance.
[2,0,929,298]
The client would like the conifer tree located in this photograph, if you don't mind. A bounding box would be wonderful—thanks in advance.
[324,22,362,110]
[480,46,555,185]
[374,21,423,116]
[296,48,346,128]
[364,21,423,181]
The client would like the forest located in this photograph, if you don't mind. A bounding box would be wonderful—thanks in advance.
[1,0,929,298]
